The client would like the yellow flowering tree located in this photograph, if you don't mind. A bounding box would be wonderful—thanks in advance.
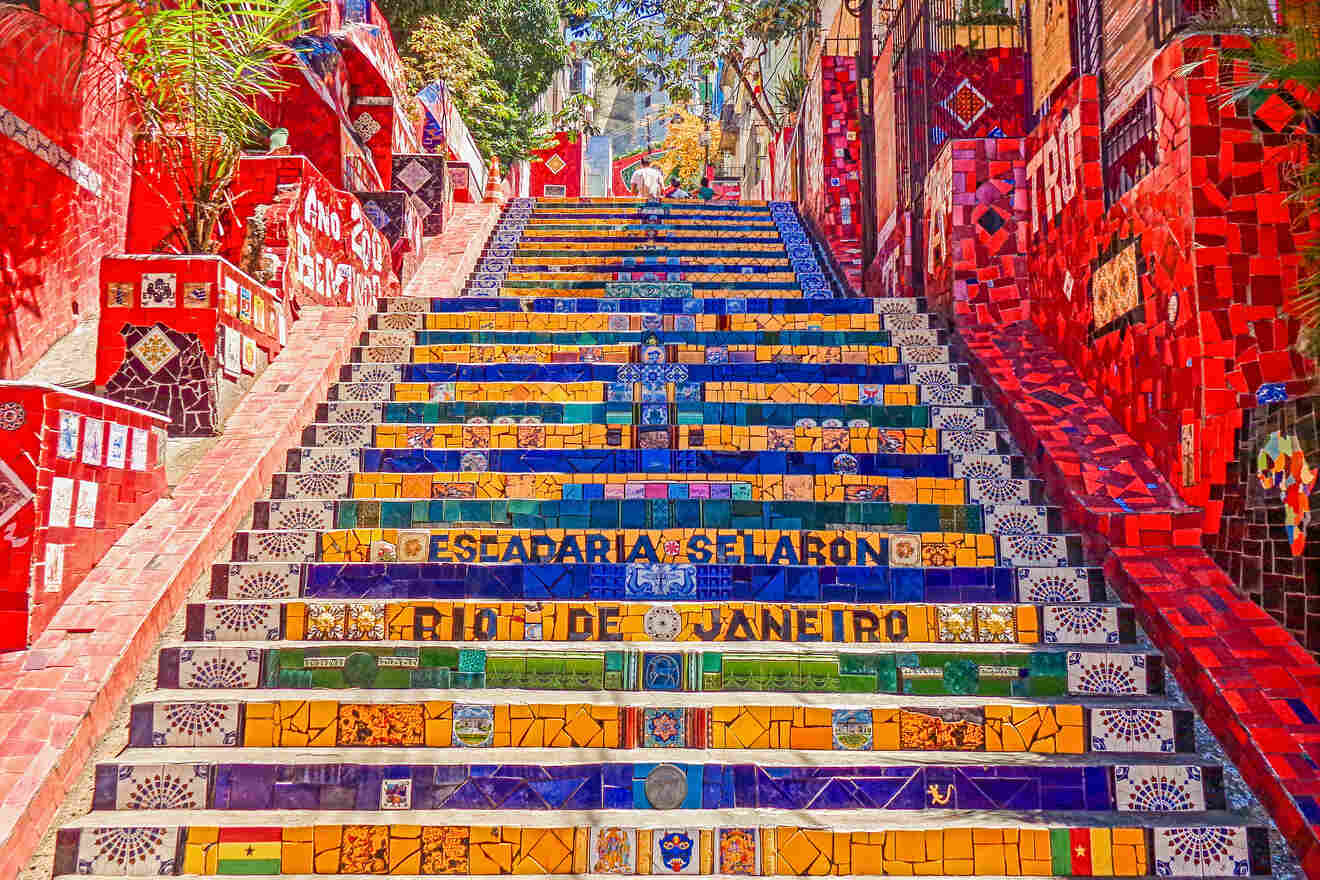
[657,107,723,187]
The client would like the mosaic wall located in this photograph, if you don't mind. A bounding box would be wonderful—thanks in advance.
[815,55,864,291]
[393,153,452,235]
[529,132,586,199]
[96,256,291,435]
[353,190,424,285]
[925,46,1028,145]
[947,137,1028,326]
[1205,393,1320,649]
[0,384,168,649]
[1023,42,1319,639]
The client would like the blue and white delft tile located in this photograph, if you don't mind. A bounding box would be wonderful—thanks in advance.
[1016,567,1094,603]
[225,563,302,600]
[1152,826,1250,877]
[76,826,178,875]
[148,701,242,747]
[113,762,210,810]
[982,504,1049,536]
[247,530,317,562]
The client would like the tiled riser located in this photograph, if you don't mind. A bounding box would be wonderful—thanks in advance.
[55,823,1271,877]
[93,761,1222,812]
[49,200,1266,878]
[128,702,1194,752]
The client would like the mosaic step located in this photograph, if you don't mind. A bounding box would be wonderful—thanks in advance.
[250,497,1052,533]
[183,599,1137,645]
[366,311,930,333]
[336,362,962,386]
[323,379,984,408]
[50,199,1267,878]
[155,644,1165,696]
[54,821,1272,877]
[345,343,955,366]
[278,449,1019,480]
[300,424,1012,453]
[88,760,1228,813]
[375,300,924,318]
[292,426,1009,460]
[229,527,1082,569]
[212,561,1108,604]
[315,401,998,429]
[354,328,943,348]
[272,471,1047,507]
[126,701,1195,753]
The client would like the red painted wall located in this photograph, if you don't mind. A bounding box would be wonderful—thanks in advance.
[0,3,134,378]
[528,133,586,198]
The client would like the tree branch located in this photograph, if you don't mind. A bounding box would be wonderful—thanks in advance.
[728,51,778,130]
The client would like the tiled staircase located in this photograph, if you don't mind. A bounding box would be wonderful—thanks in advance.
[52,199,1272,877]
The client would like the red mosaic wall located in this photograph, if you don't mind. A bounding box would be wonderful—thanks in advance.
[923,137,1029,325]
[222,156,396,310]
[814,56,864,290]
[0,383,168,650]
[0,7,134,378]
[1025,38,1317,527]
[95,256,293,434]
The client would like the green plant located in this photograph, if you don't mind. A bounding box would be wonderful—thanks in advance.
[952,0,1016,25]
[772,65,809,120]
[555,92,602,140]
[121,0,319,253]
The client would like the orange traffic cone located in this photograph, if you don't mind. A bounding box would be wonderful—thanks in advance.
[483,156,507,205]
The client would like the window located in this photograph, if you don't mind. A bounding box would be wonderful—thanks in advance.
[1101,89,1157,206]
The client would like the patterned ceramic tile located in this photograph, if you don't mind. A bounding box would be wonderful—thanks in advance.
[1066,651,1149,696]
[1091,708,1177,753]
[1114,764,1207,812]
[1017,567,1094,603]
[222,563,301,599]
[176,647,261,689]
[200,603,280,641]
[1043,605,1120,644]
[74,827,178,875]
[141,702,241,748]
[112,763,209,810]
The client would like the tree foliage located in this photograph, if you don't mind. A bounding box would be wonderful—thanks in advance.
[657,105,721,184]
[381,0,569,165]
[0,0,315,253]
[576,0,812,132]
[402,13,561,166]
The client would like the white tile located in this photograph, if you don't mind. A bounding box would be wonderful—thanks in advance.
[106,423,128,469]
[48,476,74,528]
[75,480,98,528]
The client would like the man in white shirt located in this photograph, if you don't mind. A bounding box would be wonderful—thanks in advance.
[632,157,664,200]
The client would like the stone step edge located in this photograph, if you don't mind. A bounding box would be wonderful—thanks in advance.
[106,740,1205,764]
[55,811,1259,831]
